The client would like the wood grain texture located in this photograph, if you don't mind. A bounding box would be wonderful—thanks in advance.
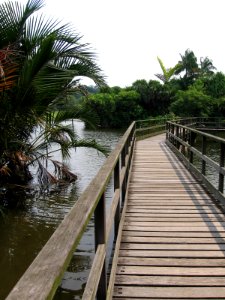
[112,134,225,299]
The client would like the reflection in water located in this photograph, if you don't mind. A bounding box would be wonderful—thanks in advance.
[0,121,122,300]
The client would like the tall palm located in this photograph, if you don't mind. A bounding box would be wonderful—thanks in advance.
[199,56,216,77]
[0,0,106,185]
[175,49,199,79]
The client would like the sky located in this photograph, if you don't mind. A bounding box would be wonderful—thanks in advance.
[2,0,225,87]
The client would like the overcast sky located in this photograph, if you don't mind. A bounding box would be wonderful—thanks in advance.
[2,0,225,87]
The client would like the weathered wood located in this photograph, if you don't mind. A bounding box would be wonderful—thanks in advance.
[123,221,225,226]
[113,286,225,298]
[119,249,225,257]
[121,236,225,244]
[112,132,225,299]
[82,245,105,300]
[115,275,225,286]
[123,225,225,232]
[120,243,225,250]
[117,256,225,266]
[122,230,225,237]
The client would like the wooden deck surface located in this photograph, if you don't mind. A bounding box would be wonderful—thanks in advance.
[112,134,225,299]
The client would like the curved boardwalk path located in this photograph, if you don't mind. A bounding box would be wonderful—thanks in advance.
[112,134,225,299]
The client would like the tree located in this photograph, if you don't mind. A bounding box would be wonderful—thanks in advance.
[132,79,172,116]
[0,0,106,185]
[155,57,181,83]
[203,72,225,98]
[169,80,214,117]
[83,89,145,128]
[174,49,216,89]
[199,57,216,77]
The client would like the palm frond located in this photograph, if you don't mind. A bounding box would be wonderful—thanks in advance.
[71,138,108,156]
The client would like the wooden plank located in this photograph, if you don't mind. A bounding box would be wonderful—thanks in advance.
[113,286,225,298]
[124,213,225,218]
[122,231,225,237]
[125,216,225,221]
[120,243,225,251]
[128,194,211,198]
[117,257,225,267]
[127,200,216,204]
[123,225,225,232]
[121,236,225,244]
[126,209,222,213]
[125,217,224,222]
[123,221,225,226]
[119,249,225,257]
[115,275,225,286]
[82,244,105,300]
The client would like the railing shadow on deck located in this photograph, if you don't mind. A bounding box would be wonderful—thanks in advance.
[6,116,225,300]
[160,142,225,254]
[166,118,225,205]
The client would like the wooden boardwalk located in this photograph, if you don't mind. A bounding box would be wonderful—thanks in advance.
[112,134,225,299]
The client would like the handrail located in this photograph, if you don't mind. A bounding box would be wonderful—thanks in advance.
[166,118,225,205]
[6,122,136,300]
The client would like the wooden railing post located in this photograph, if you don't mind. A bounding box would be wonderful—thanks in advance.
[201,136,206,176]
[171,124,175,145]
[181,128,186,155]
[94,193,107,299]
[166,122,169,140]
[114,160,120,237]
[121,145,126,205]
[175,125,179,149]
[219,143,225,193]
[189,131,196,164]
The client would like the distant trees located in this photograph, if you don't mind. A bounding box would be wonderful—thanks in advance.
[132,79,172,116]
[83,89,145,128]
[80,48,224,128]
[170,80,214,117]
[173,49,216,89]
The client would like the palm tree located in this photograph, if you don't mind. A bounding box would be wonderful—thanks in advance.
[155,57,181,83]
[0,0,106,185]
[199,56,216,77]
[175,49,199,79]
[174,49,216,89]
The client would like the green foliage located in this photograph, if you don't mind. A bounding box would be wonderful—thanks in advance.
[155,57,181,83]
[83,89,145,128]
[132,79,172,116]
[173,49,216,90]
[113,90,145,127]
[170,80,214,117]
[204,72,225,98]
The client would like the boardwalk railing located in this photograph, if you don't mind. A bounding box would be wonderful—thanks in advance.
[135,116,170,140]
[166,118,225,205]
[7,122,137,300]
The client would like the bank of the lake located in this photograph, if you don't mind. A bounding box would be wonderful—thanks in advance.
[0,121,122,300]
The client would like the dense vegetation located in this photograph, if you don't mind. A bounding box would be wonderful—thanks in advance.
[81,49,225,128]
